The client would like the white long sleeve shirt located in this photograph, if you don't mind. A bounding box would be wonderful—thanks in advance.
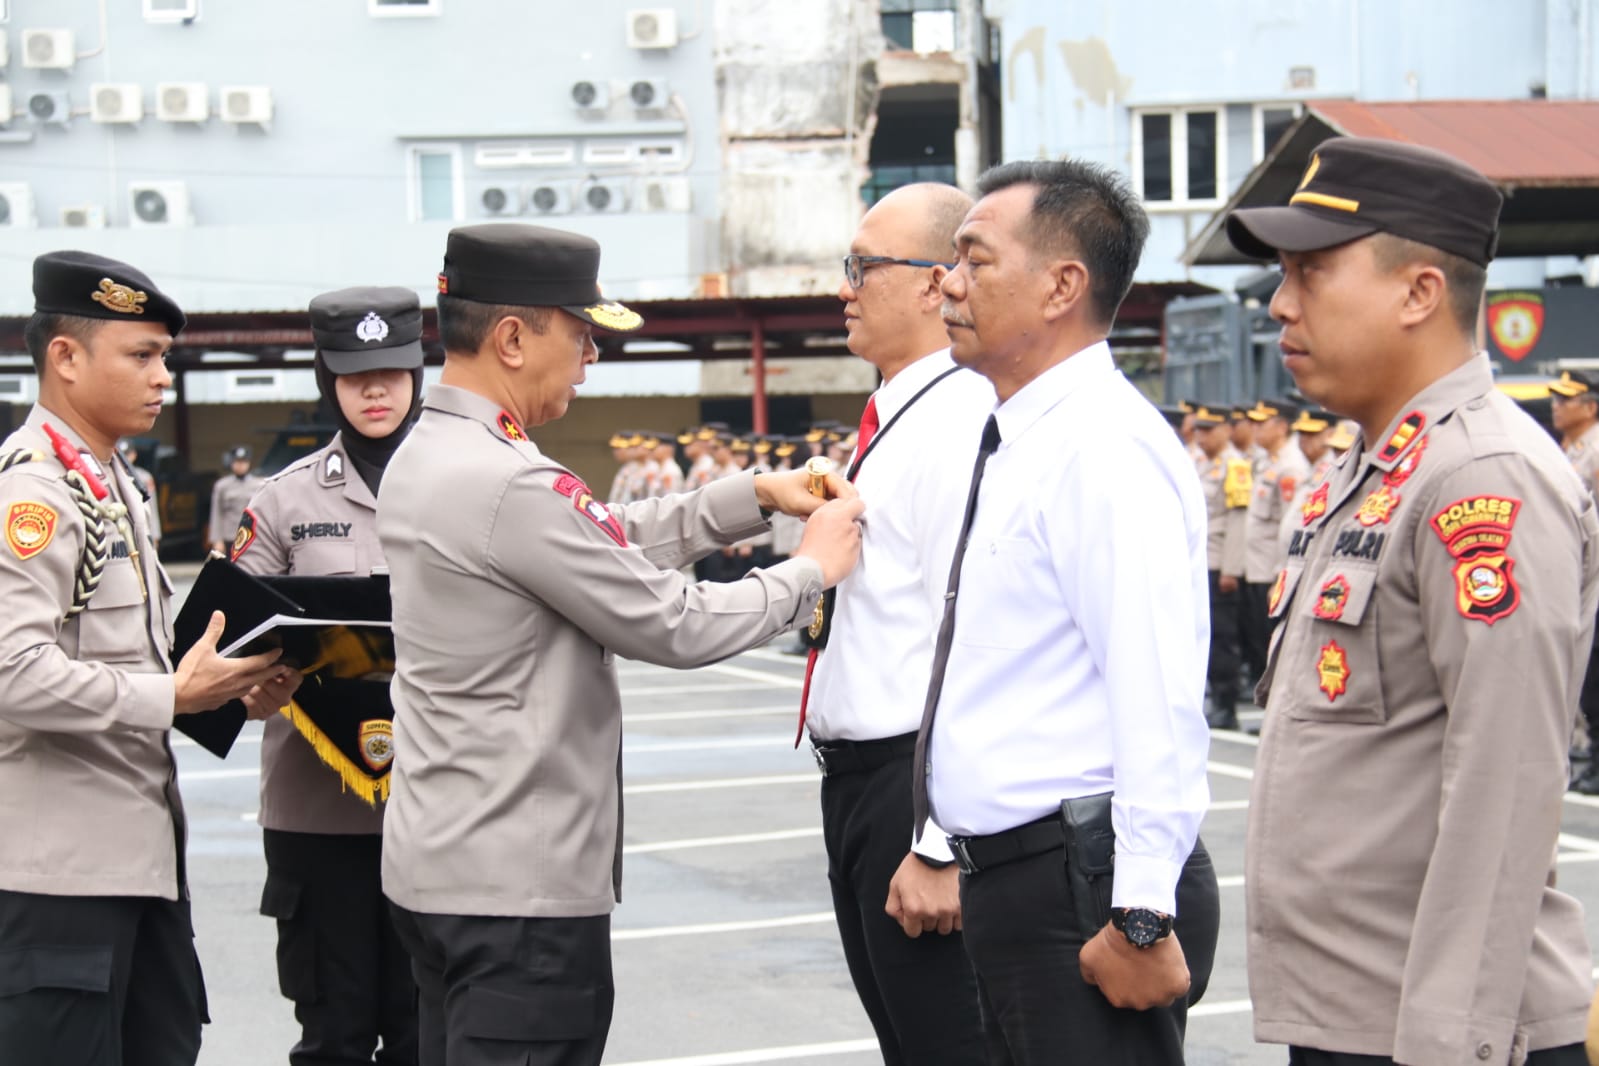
[808,349,996,862]
[924,342,1212,915]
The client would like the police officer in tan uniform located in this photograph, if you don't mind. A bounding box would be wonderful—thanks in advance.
[1231,138,1596,1066]
[378,224,864,1066]
[1549,369,1599,793]
[1194,404,1250,728]
[1241,399,1310,688]
[1277,408,1337,558]
[0,251,298,1064]
[233,286,425,1065]
[210,444,263,555]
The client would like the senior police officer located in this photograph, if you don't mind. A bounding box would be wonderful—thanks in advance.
[1549,369,1599,793]
[377,224,864,1066]
[0,251,300,1064]
[233,286,426,1065]
[1230,138,1596,1066]
[210,443,263,555]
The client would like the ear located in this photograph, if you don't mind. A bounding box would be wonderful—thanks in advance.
[46,335,85,385]
[1041,259,1091,323]
[491,314,527,370]
[1398,263,1448,328]
[920,266,949,312]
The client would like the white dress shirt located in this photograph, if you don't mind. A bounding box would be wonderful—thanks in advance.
[808,349,997,861]
[924,342,1212,915]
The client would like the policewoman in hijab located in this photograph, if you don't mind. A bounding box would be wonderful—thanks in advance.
[231,286,425,1066]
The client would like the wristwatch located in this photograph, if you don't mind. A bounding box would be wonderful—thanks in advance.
[1110,907,1172,949]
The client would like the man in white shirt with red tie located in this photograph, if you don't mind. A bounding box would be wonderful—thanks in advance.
[915,160,1220,1064]
[801,182,995,1065]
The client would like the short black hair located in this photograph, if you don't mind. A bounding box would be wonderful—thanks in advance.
[436,294,551,354]
[974,159,1151,326]
[22,312,103,374]
[1369,233,1486,336]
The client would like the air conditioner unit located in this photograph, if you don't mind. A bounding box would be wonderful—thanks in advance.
[156,82,209,123]
[91,84,144,124]
[27,90,71,126]
[638,176,691,213]
[129,181,193,227]
[220,85,272,124]
[626,8,679,49]
[527,183,572,216]
[579,178,628,214]
[479,184,524,216]
[570,79,611,112]
[0,85,11,128]
[0,183,37,228]
[0,30,10,70]
[628,78,670,111]
[22,29,75,71]
[61,204,107,229]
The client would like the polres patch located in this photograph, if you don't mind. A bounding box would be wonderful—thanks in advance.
[552,472,628,547]
[6,500,57,561]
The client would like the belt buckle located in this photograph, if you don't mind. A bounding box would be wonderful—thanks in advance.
[948,836,979,876]
[811,744,829,776]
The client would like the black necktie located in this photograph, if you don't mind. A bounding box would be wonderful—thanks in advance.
[912,415,1002,841]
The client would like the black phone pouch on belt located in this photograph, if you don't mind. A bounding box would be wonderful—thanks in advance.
[1059,792,1116,940]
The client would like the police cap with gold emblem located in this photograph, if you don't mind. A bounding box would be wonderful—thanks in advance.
[310,285,426,374]
[1548,370,1597,400]
[1192,404,1228,428]
[33,250,186,335]
[438,223,644,332]
[1226,137,1503,267]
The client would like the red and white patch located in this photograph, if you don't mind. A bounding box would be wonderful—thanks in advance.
[1383,434,1428,488]
[231,508,258,561]
[6,500,57,561]
[1301,482,1329,526]
[553,473,627,547]
[1279,474,1298,504]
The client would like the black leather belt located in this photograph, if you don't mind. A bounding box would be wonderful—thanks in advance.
[947,814,1065,876]
[810,732,917,777]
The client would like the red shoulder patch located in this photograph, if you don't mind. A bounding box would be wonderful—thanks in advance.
[1278,474,1298,504]
[552,473,588,499]
[230,508,257,561]
[1431,495,1524,624]
[552,473,627,547]
[6,500,57,561]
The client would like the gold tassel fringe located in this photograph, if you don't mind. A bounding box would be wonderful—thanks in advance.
[280,703,390,807]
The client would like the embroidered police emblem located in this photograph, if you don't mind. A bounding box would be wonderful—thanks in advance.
[356,312,390,344]
[231,508,258,561]
[90,278,148,316]
[1355,485,1401,527]
[1267,569,1288,616]
[359,719,395,771]
[1313,574,1350,621]
[1316,641,1350,702]
[1302,481,1330,525]
[583,301,643,332]
[6,501,57,561]
[1453,554,1518,624]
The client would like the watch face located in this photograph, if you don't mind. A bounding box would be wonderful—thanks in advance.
[1124,909,1162,946]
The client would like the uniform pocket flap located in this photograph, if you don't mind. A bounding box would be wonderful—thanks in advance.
[0,945,113,997]
[86,560,145,609]
[258,872,303,920]
[462,982,595,1042]
[1301,567,1378,627]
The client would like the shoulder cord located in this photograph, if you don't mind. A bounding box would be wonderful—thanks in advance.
[1,448,119,619]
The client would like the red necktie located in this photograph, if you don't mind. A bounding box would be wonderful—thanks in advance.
[796,395,880,746]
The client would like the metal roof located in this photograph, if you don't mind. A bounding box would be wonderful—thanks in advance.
[1184,99,1599,266]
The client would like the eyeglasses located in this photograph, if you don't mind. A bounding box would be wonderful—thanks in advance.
[842,254,954,289]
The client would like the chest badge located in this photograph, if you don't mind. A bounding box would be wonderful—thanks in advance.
[1301,482,1329,526]
[359,720,395,771]
[497,411,527,442]
[1316,640,1350,702]
[356,312,390,344]
[1313,574,1350,621]
[1355,485,1401,527]
[6,501,58,561]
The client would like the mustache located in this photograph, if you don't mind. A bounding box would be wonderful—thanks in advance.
[940,303,974,329]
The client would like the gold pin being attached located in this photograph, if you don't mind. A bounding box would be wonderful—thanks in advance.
[805,456,834,500]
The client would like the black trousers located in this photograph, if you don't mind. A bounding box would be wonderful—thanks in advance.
[819,738,986,1065]
[1579,606,1599,747]
[388,905,613,1066]
[0,889,207,1066]
[1207,570,1241,711]
[261,830,418,1065]
[1288,1043,1589,1065]
[960,835,1220,1066]
[1239,580,1272,685]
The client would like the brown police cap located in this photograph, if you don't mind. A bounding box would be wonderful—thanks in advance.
[1226,138,1503,267]
[33,250,186,335]
[437,223,643,332]
[1549,370,1597,399]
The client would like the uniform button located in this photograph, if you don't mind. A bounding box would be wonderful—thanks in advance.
[1475,1041,1492,1060]
[924,761,932,775]
[1467,399,1486,411]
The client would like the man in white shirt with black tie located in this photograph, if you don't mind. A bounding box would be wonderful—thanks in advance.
[803,182,995,1064]
[914,159,1220,1064]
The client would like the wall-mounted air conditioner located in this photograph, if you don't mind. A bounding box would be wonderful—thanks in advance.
[156,82,209,122]
[28,90,71,126]
[628,78,670,111]
[0,183,37,228]
[61,205,107,229]
[626,9,679,49]
[91,84,144,124]
[22,29,74,70]
[579,178,629,214]
[479,184,524,216]
[130,181,193,227]
[570,79,611,112]
[582,142,636,166]
[527,183,572,216]
[220,85,272,124]
[638,176,691,213]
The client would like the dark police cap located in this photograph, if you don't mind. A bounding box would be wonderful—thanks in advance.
[227,444,253,464]
[33,250,186,335]
[437,223,644,333]
[1226,137,1503,267]
[1549,370,1598,399]
[310,286,425,374]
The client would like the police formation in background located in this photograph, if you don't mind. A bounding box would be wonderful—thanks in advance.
[1550,369,1599,795]
[231,286,426,1064]
[210,442,263,556]
[0,251,300,1065]
[1230,137,1594,1066]
[376,223,864,1066]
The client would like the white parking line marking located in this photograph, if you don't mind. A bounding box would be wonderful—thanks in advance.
[613,911,834,941]
[621,682,771,697]
[626,828,822,855]
[1206,761,1256,781]
[608,1037,878,1066]
[625,773,816,795]
[702,663,805,689]
[625,736,792,754]
[625,706,793,723]
[1557,832,1599,853]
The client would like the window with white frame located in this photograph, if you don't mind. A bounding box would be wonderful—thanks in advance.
[370,0,441,15]
[144,0,199,21]
[408,146,462,222]
[1133,108,1225,207]
[1254,103,1301,161]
